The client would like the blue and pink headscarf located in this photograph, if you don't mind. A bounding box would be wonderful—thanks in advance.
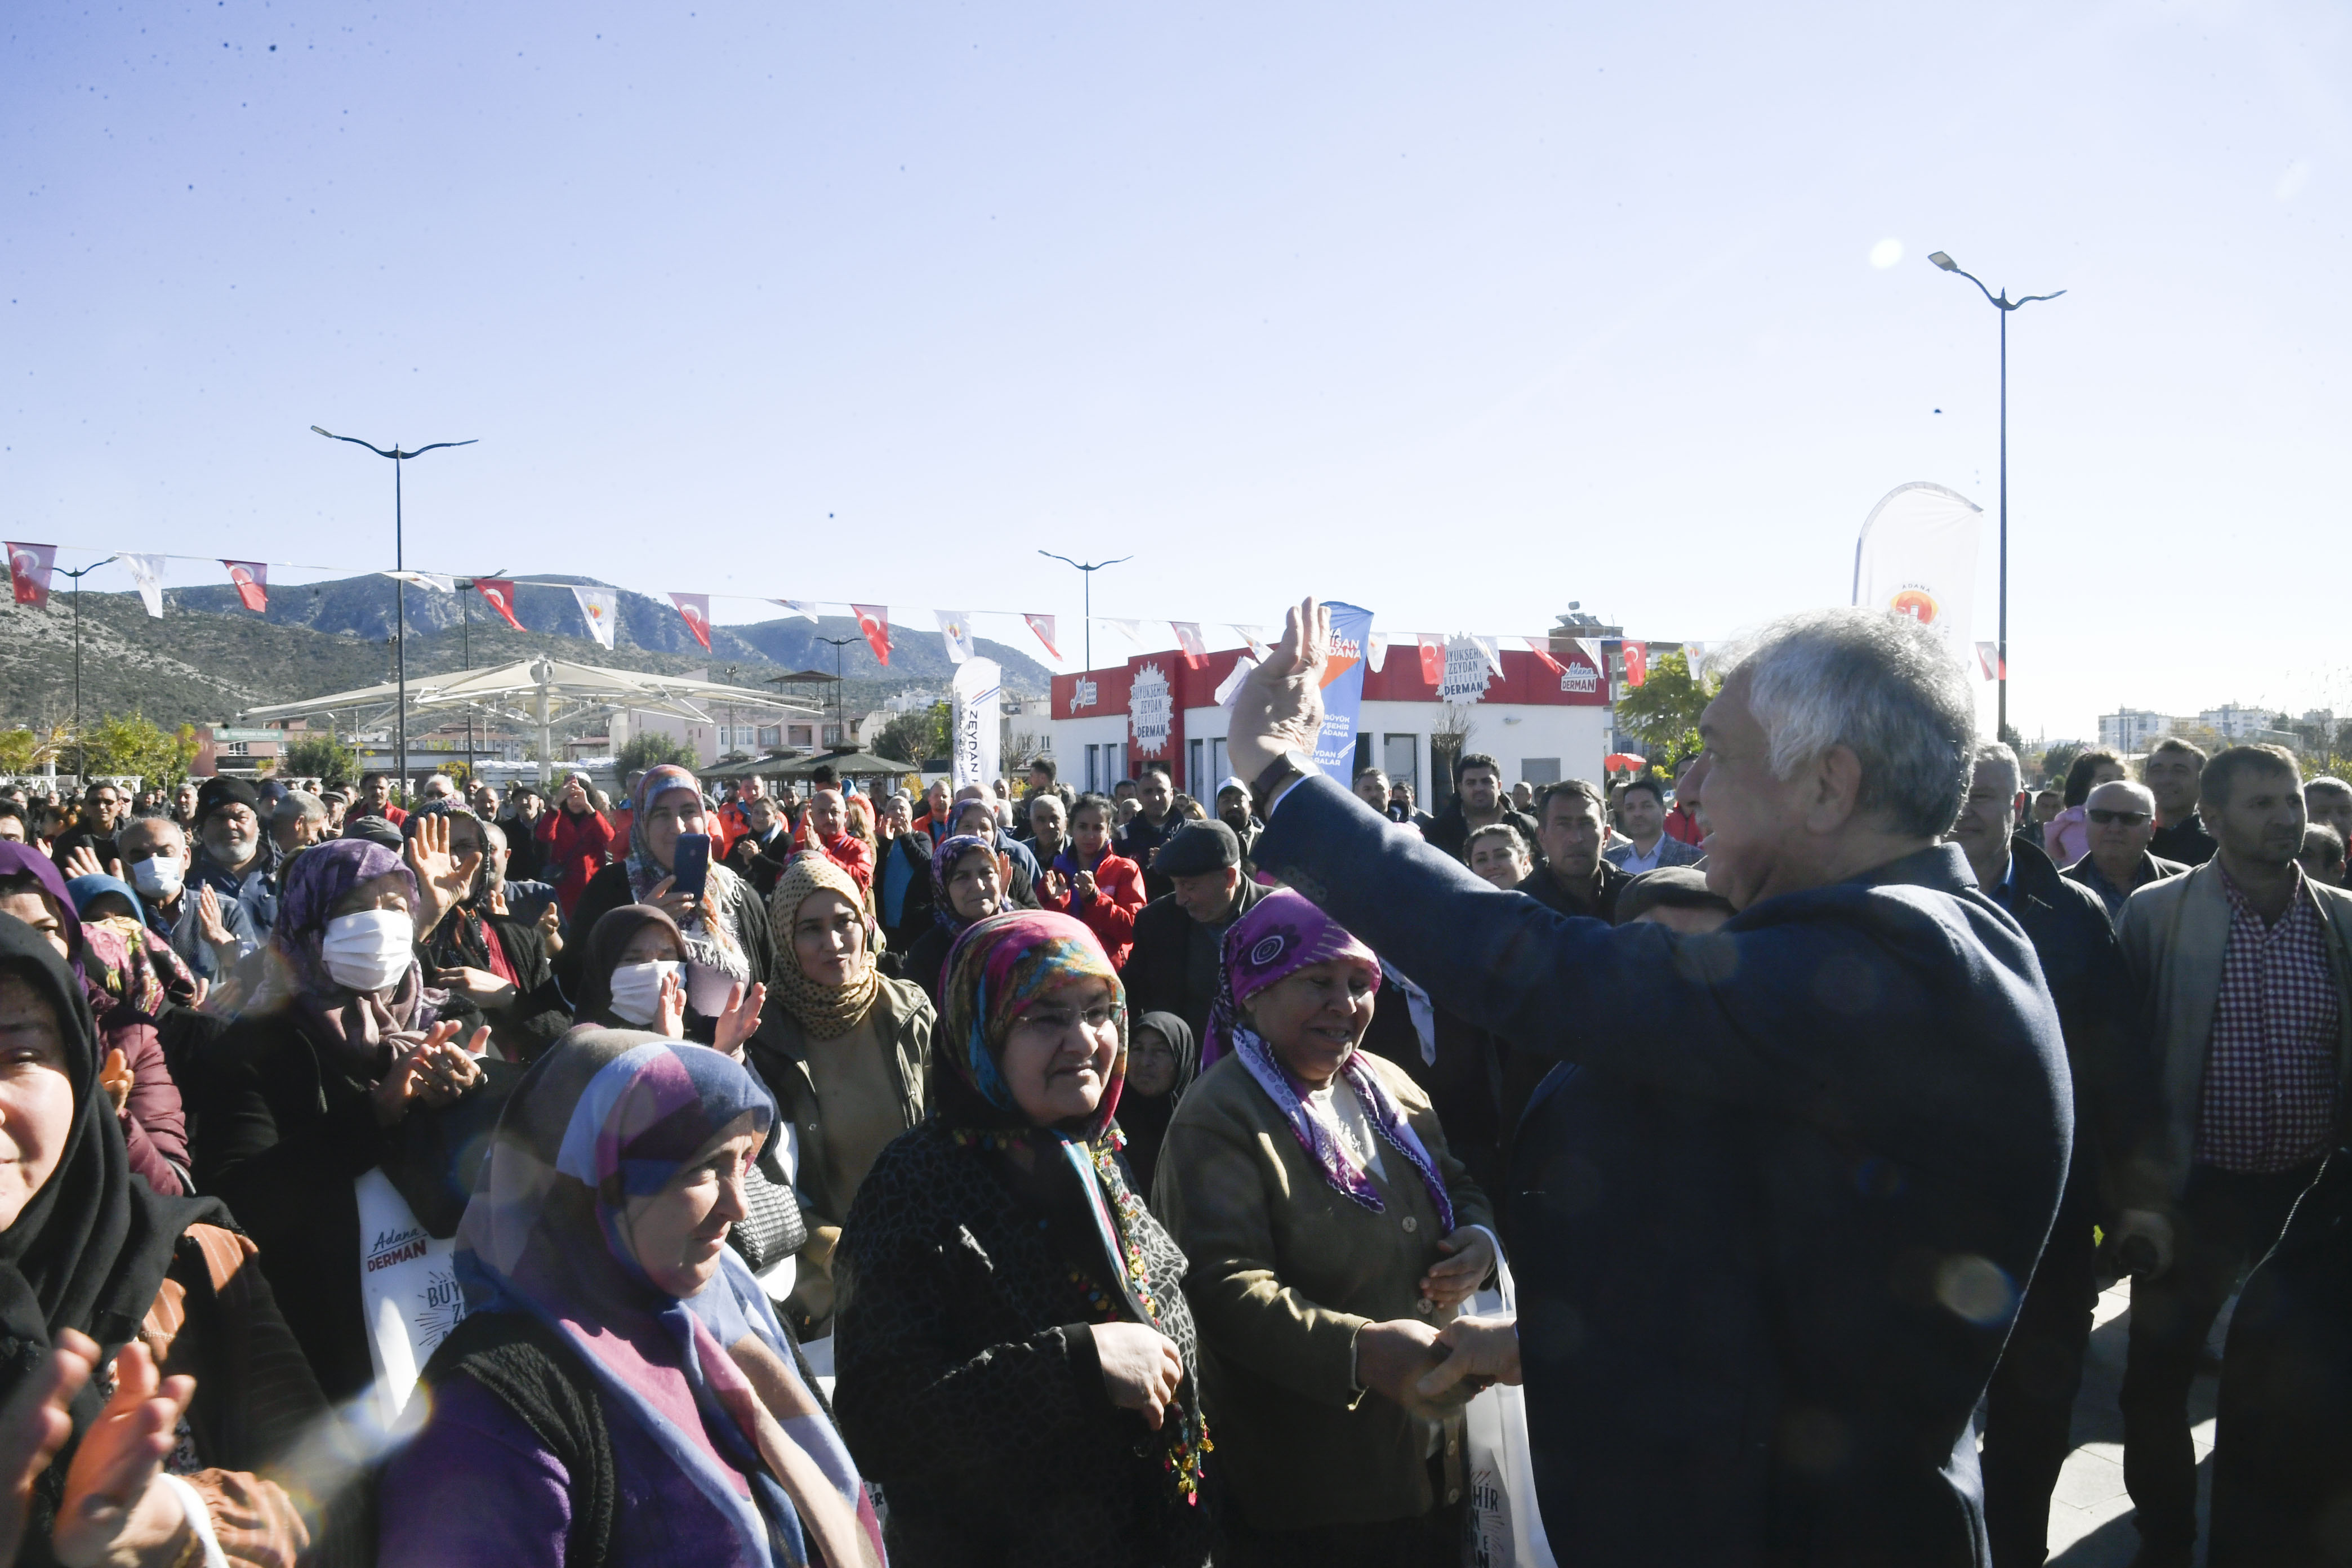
[457,1030,881,1568]
[1208,890,1454,1232]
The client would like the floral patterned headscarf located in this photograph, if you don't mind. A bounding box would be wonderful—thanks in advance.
[936,910,1126,1141]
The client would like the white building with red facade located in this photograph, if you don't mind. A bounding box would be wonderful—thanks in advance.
[1045,640,1615,808]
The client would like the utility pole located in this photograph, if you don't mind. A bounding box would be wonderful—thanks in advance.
[57,555,118,781]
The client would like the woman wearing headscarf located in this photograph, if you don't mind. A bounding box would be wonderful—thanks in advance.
[1152,889,1497,1568]
[562,766,775,1027]
[900,834,1011,1012]
[382,1030,883,1568]
[191,836,500,1401]
[1039,793,1147,970]
[0,915,322,1568]
[0,845,189,1198]
[411,805,574,1063]
[537,770,617,918]
[1113,1012,1197,1197]
[747,856,931,1343]
[834,912,1214,1568]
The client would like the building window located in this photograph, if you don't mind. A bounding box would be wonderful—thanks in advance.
[758,726,781,749]
[1383,734,1418,796]
[822,724,843,746]
[789,725,814,748]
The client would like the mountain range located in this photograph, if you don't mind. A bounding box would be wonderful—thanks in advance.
[0,572,1052,733]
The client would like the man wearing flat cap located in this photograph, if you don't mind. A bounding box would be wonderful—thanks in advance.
[1123,818,1271,1043]
[188,774,284,941]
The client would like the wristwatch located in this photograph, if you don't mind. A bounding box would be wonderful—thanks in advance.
[1251,751,1313,821]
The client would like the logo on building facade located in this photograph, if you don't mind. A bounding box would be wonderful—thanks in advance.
[1129,662,1173,756]
[1070,678,1099,713]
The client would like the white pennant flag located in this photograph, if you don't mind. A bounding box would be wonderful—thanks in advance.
[1683,641,1709,681]
[383,571,455,593]
[1475,635,1503,676]
[1215,656,1259,709]
[936,609,976,665]
[1231,625,1269,658]
[1574,638,1604,679]
[1366,631,1389,673]
[122,554,167,618]
[1106,618,1148,649]
[572,586,618,649]
[772,599,819,622]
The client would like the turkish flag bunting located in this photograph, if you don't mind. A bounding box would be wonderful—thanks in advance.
[1023,613,1061,661]
[6,543,57,609]
[473,577,524,632]
[1622,640,1648,688]
[669,593,713,651]
[1524,638,1566,676]
[1417,634,1444,686]
[852,604,891,666]
[1975,642,2006,681]
[1171,622,1208,670]
[222,560,269,613]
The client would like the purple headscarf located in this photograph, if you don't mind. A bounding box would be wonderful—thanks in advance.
[1208,890,1453,1232]
[270,838,442,1076]
[929,832,998,933]
[0,842,81,964]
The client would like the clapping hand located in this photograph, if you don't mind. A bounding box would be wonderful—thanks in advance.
[404,814,483,937]
[653,968,687,1040]
[50,1335,195,1568]
[61,845,119,884]
[536,899,564,956]
[1070,867,1098,901]
[710,981,766,1059]
[0,1334,91,1565]
[98,1049,133,1117]
[369,1022,489,1126]
[434,966,518,1008]
[195,884,236,950]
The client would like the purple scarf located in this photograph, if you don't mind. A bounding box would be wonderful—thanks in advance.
[1211,889,1454,1230]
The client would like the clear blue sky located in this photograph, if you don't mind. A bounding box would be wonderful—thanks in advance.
[7,1,2347,740]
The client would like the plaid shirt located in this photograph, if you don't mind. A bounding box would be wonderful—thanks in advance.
[2194,867,2344,1173]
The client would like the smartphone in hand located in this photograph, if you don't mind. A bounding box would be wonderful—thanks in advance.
[671,832,712,902]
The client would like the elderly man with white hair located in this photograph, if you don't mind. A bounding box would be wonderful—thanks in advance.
[2062,778,2188,923]
[1226,599,2070,1568]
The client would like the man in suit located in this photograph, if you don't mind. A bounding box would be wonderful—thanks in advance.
[1950,741,2149,1567]
[2062,779,2189,924]
[2111,743,2352,1568]
[1603,774,1707,874]
[1226,599,2071,1567]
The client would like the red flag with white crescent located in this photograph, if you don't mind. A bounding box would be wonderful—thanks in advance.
[474,577,524,632]
[1023,613,1060,661]
[1622,640,1649,688]
[1171,622,1208,670]
[6,542,57,609]
[1524,637,1567,677]
[669,592,713,651]
[222,560,269,613]
[852,604,891,667]
[1416,634,1444,686]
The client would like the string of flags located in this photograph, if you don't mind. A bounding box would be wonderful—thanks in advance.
[4,540,1699,687]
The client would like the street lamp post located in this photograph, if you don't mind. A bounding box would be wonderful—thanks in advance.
[311,426,478,803]
[1927,252,2064,739]
[1036,552,1133,675]
[58,555,119,780]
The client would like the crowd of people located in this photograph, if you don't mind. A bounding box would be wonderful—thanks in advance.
[0,605,2346,1568]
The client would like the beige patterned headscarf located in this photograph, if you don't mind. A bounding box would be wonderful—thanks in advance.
[767,853,881,1039]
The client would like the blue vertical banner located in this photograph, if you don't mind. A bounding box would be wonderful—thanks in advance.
[1312,601,1374,782]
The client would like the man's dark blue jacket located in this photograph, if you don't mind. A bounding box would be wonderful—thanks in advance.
[1254,774,2073,1567]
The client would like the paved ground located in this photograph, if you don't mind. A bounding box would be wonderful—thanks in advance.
[2042,1279,2226,1567]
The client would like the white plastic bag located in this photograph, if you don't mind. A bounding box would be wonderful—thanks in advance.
[1461,1251,1554,1568]
[355,1166,469,1426]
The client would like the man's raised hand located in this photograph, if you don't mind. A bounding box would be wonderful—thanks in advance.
[1225,597,1332,790]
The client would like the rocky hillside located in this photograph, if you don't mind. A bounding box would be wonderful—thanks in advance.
[0,574,1050,731]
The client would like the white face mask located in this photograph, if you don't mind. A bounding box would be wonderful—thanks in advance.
[607,960,681,1027]
[320,908,414,994]
[130,854,184,902]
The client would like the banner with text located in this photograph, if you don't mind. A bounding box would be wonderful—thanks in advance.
[951,657,1003,791]
[1311,601,1376,782]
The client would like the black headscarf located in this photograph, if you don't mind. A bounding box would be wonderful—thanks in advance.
[1113,1011,1199,1195]
[0,915,229,1435]
[572,904,686,1028]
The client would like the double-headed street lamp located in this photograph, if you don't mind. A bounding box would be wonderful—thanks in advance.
[311,426,478,798]
[1037,552,1133,675]
[1927,251,2064,738]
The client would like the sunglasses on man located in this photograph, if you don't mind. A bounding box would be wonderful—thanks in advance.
[2087,808,2150,826]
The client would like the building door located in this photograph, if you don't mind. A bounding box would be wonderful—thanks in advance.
[1383,734,1419,796]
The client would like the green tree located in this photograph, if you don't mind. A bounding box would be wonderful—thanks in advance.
[1611,649,1716,775]
[282,732,360,785]
[0,728,65,775]
[617,731,696,774]
[875,702,950,765]
[79,714,201,789]
[2039,740,2085,789]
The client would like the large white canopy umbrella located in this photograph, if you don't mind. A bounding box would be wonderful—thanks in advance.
[240,656,820,783]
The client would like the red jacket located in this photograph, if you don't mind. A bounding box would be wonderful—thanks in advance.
[1044,849,1146,969]
[1663,801,1704,846]
[792,815,875,894]
[537,805,617,916]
